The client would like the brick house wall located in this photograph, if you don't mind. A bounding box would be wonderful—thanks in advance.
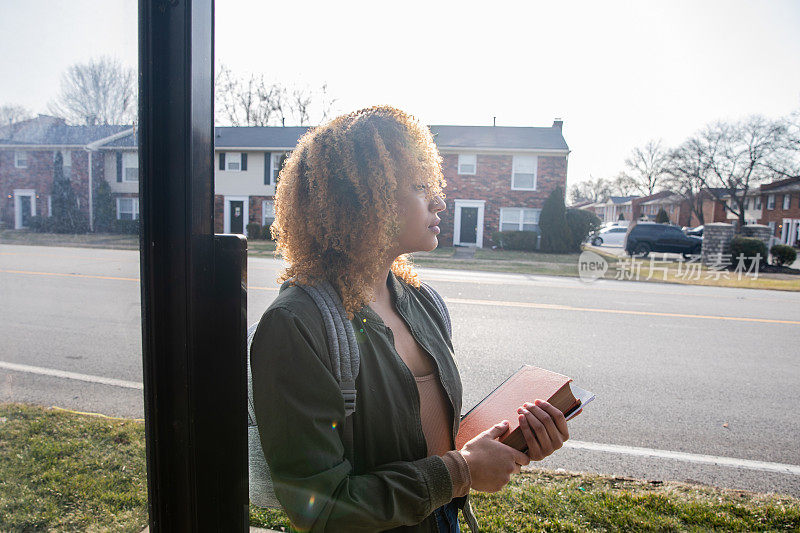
[684,196,728,227]
[438,153,567,247]
[759,191,800,241]
[0,149,95,228]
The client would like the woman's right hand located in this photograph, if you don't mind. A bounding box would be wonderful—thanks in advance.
[458,420,531,493]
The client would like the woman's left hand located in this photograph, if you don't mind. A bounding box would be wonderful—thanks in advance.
[516,399,569,461]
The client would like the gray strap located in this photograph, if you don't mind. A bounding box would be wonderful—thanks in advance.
[246,322,260,427]
[296,280,360,418]
[296,279,359,467]
[299,283,343,382]
[419,282,451,339]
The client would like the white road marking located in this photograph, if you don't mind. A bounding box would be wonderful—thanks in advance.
[563,440,800,475]
[0,361,143,390]
[3,360,799,477]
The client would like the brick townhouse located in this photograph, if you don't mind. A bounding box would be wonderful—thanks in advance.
[1,115,570,248]
[758,176,800,246]
[577,178,800,246]
[0,116,128,229]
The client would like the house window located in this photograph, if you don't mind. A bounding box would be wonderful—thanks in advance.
[457,154,476,175]
[262,199,275,229]
[123,152,139,182]
[14,151,28,168]
[270,152,286,184]
[511,155,537,190]
[226,152,241,171]
[782,194,791,210]
[500,207,541,232]
[768,221,776,235]
[755,196,762,209]
[767,194,775,210]
[744,198,750,209]
[53,150,73,179]
[116,197,140,220]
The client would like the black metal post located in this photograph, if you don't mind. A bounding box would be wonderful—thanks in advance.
[139,0,248,530]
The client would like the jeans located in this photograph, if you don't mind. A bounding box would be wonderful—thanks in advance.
[433,499,461,533]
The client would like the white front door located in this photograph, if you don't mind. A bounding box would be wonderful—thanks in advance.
[782,218,800,246]
[453,199,485,247]
[14,189,36,229]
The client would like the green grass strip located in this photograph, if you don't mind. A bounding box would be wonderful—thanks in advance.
[2,404,799,532]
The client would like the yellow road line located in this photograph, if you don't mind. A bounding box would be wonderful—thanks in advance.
[446,297,800,325]
[50,405,144,422]
[2,268,796,325]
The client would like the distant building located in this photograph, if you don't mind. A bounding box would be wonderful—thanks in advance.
[1,115,570,248]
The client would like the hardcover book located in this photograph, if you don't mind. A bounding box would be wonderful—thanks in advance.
[456,365,595,452]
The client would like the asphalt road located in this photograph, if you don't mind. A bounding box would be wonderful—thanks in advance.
[2,243,799,497]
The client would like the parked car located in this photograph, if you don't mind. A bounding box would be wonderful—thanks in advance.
[590,225,629,246]
[683,225,704,237]
[624,222,702,258]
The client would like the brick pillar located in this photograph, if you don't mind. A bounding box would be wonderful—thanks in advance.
[739,224,772,249]
[701,223,735,266]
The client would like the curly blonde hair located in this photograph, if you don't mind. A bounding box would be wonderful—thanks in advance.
[271,105,447,319]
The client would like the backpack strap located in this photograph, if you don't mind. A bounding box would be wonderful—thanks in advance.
[296,280,360,416]
[419,281,451,339]
[295,279,359,467]
[246,322,260,427]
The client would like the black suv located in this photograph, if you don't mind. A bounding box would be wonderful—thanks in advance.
[624,222,702,258]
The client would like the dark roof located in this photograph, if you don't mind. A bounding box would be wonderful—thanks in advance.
[427,125,568,151]
[609,195,638,203]
[1,116,570,152]
[0,115,130,146]
[213,126,310,148]
[759,176,800,191]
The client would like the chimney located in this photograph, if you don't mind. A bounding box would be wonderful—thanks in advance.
[552,117,563,130]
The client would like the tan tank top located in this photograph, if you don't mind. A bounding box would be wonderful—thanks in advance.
[414,370,471,497]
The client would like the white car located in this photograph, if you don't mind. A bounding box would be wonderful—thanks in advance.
[590,225,628,247]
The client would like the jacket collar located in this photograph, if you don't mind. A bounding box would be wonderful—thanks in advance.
[356,270,408,324]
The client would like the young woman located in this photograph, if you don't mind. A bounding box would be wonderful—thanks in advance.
[250,105,569,532]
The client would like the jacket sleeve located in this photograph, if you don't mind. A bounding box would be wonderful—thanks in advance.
[250,305,454,532]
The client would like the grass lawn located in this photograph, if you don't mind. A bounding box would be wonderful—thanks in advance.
[2,403,798,532]
[0,229,139,250]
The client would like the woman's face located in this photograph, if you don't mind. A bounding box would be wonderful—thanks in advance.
[395,182,446,255]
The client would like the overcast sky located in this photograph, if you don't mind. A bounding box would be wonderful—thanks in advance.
[1,0,798,189]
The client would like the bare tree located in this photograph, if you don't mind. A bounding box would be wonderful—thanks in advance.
[624,139,668,195]
[696,116,786,228]
[663,136,711,225]
[610,172,637,196]
[215,63,279,126]
[0,104,34,127]
[291,86,313,127]
[761,107,800,180]
[568,175,612,204]
[47,56,137,126]
[215,62,338,127]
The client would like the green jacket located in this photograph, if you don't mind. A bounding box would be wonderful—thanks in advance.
[250,270,479,532]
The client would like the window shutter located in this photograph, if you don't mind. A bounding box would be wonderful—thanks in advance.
[219,152,225,170]
[241,152,248,171]
[116,152,123,182]
[264,152,272,185]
